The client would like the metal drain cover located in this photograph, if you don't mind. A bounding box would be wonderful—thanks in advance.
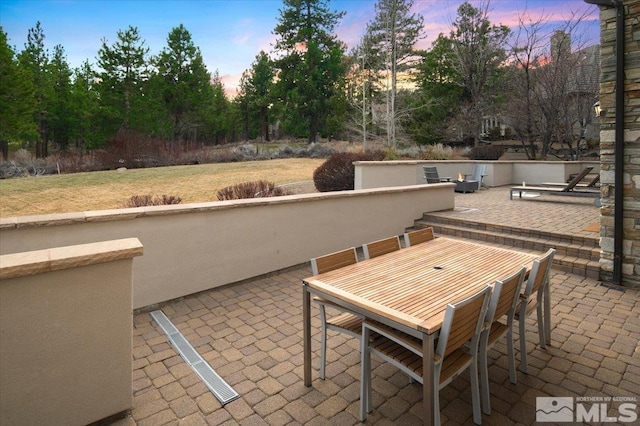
[150,310,240,405]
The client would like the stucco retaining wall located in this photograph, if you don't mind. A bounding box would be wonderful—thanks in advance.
[0,185,453,308]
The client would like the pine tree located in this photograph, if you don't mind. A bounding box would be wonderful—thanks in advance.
[273,0,347,143]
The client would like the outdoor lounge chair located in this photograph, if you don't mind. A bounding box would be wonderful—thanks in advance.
[464,164,488,190]
[423,166,452,184]
[510,167,599,199]
[542,173,600,189]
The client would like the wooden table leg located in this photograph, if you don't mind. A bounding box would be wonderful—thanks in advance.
[303,285,312,386]
[422,332,436,426]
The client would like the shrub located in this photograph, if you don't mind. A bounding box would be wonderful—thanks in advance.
[313,150,386,192]
[466,145,505,160]
[124,194,182,208]
[421,143,455,160]
[216,180,292,200]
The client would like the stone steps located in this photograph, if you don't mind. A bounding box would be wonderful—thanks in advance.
[411,213,600,279]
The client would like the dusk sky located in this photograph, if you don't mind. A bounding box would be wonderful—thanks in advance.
[1,0,600,96]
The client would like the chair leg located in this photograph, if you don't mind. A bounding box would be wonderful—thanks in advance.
[319,305,327,380]
[519,309,528,374]
[433,378,441,426]
[359,325,371,422]
[506,325,517,384]
[537,302,546,349]
[470,356,482,425]
[479,338,491,415]
[544,286,552,346]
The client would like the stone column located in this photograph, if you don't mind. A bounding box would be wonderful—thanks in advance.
[597,0,640,288]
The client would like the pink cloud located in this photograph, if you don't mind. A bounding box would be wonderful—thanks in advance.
[220,73,241,98]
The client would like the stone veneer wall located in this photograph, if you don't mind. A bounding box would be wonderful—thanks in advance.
[598,0,640,287]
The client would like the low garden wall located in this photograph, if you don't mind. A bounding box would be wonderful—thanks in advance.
[0,184,454,309]
[354,160,600,189]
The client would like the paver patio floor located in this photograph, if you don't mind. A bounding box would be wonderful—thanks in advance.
[117,188,638,425]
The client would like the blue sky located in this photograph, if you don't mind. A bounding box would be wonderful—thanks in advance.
[1,0,599,95]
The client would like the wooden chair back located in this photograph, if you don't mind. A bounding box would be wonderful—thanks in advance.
[311,247,358,275]
[523,249,556,297]
[403,227,435,247]
[363,236,401,260]
[486,267,527,324]
[437,286,492,358]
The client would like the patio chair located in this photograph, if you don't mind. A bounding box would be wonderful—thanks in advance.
[510,167,598,199]
[403,227,435,247]
[362,235,401,259]
[463,164,488,190]
[360,285,492,425]
[514,248,556,374]
[311,247,363,380]
[478,266,527,415]
[423,166,452,184]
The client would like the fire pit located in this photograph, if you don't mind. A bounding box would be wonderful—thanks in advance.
[454,174,478,193]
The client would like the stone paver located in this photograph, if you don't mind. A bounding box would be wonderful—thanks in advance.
[119,188,639,425]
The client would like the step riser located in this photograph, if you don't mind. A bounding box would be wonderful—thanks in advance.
[428,224,598,262]
[420,216,598,249]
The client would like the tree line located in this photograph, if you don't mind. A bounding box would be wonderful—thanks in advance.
[0,0,598,161]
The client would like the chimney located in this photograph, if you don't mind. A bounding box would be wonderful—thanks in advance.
[551,30,571,61]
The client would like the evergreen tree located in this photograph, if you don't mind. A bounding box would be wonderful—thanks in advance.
[237,51,275,141]
[69,60,101,148]
[198,70,229,145]
[17,21,51,157]
[410,34,464,144]
[0,27,36,157]
[154,24,213,144]
[96,26,150,132]
[449,1,510,146]
[273,0,347,143]
[48,44,73,151]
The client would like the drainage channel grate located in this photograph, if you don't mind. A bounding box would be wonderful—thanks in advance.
[150,310,240,405]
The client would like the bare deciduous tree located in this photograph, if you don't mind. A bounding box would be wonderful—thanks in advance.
[366,0,424,148]
[504,8,599,159]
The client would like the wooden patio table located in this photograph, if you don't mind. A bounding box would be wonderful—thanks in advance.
[302,237,541,426]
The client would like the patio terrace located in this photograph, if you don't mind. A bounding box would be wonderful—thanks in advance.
[117,188,639,426]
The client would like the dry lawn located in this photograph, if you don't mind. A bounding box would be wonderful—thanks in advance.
[0,158,324,217]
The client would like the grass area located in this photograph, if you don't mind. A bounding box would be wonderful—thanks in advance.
[0,158,324,217]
